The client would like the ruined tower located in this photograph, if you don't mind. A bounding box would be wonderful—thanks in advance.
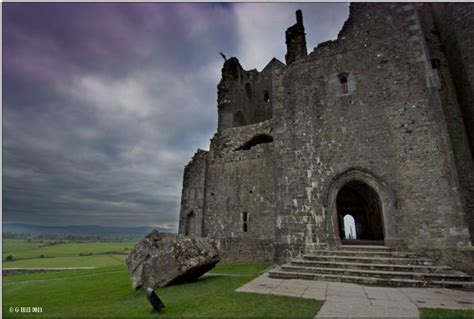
[285,10,308,64]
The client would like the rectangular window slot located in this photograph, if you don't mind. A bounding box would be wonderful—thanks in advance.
[242,212,249,233]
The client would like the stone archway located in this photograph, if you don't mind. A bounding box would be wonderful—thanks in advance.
[324,168,401,247]
[336,181,384,241]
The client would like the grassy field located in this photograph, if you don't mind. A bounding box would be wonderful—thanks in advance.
[3,239,134,268]
[5,239,473,318]
[3,262,322,318]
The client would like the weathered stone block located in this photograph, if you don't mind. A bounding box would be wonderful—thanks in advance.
[126,230,220,289]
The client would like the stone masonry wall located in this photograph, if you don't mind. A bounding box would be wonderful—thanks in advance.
[417,3,474,246]
[217,58,284,131]
[429,3,474,241]
[430,3,474,156]
[203,120,275,262]
[179,2,473,266]
[272,3,471,262]
[179,150,207,237]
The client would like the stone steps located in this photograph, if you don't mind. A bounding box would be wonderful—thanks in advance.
[309,250,416,258]
[280,264,471,281]
[268,270,474,290]
[337,245,393,252]
[303,254,433,265]
[269,245,474,289]
[291,259,451,273]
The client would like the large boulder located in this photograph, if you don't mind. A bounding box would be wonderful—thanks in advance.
[126,230,220,289]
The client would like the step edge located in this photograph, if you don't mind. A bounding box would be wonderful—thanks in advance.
[280,265,472,278]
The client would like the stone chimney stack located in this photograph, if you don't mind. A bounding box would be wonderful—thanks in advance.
[285,10,308,64]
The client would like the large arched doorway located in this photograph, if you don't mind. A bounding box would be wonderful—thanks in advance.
[336,181,384,243]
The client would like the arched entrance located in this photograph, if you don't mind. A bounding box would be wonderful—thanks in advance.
[336,181,384,242]
[324,169,400,247]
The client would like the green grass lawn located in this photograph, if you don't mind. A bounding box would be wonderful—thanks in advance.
[3,239,135,260]
[5,239,474,318]
[3,253,127,268]
[3,265,125,283]
[420,308,474,319]
[2,239,135,268]
[3,263,322,318]
[2,239,45,254]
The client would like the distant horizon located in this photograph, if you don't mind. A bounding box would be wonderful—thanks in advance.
[3,222,178,230]
[3,3,349,228]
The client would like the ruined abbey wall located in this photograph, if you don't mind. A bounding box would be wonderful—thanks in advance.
[428,3,474,239]
[179,2,473,266]
[217,58,283,130]
[202,121,275,262]
[179,150,207,237]
[431,3,474,155]
[272,2,471,261]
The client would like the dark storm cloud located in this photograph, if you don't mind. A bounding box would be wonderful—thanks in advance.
[3,3,348,228]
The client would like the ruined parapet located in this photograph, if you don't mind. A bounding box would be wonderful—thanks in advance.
[178,149,208,237]
[285,10,308,64]
[217,57,284,131]
[217,58,240,130]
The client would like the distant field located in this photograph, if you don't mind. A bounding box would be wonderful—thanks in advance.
[3,239,136,268]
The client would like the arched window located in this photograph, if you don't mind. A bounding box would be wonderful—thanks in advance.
[236,134,273,151]
[264,91,270,102]
[338,72,349,94]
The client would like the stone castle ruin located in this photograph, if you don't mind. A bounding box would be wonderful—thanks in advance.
[178,3,474,273]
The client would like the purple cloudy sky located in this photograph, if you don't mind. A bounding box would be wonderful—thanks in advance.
[3,3,349,229]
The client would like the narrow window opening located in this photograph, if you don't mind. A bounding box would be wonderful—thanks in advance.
[264,91,270,102]
[338,72,349,94]
[242,212,249,233]
[431,59,442,88]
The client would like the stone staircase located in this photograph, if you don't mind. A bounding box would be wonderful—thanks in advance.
[269,245,474,289]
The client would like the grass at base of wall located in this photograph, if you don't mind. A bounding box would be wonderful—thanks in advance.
[420,308,474,319]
